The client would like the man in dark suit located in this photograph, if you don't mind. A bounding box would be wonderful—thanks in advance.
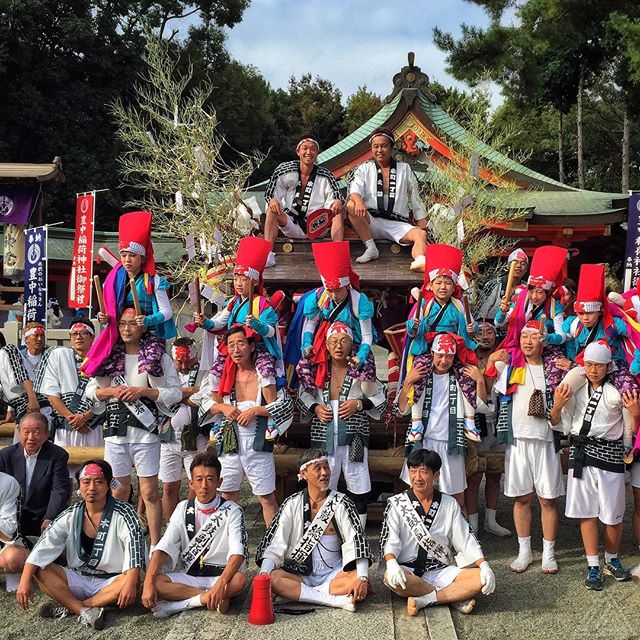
[0,413,70,536]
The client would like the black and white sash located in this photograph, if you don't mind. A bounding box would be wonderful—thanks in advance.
[112,375,156,429]
[428,300,451,332]
[570,384,608,479]
[389,490,450,574]
[288,163,318,233]
[284,490,339,575]
[373,159,397,217]
[76,496,117,577]
[181,497,233,576]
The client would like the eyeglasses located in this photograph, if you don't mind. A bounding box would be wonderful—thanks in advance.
[118,321,139,328]
[70,331,91,338]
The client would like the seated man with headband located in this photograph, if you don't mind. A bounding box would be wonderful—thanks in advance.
[17,460,145,630]
[256,448,372,611]
[347,128,428,270]
[263,136,344,267]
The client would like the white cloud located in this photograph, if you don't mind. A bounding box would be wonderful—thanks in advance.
[223,0,503,106]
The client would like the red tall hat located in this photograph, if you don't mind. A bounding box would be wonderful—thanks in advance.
[312,241,360,289]
[575,264,605,313]
[527,246,568,291]
[424,244,462,285]
[118,211,156,275]
[234,237,271,281]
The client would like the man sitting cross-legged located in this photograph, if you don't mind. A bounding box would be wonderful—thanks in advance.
[142,452,247,619]
[16,460,145,631]
[256,448,373,611]
[381,448,495,616]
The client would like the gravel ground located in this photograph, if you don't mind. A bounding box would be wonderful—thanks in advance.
[2,473,640,640]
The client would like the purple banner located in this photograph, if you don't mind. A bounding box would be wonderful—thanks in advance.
[0,185,38,225]
[624,192,640,290]
[24,226,47,325]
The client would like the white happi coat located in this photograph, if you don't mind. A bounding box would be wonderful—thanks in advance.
[95,353,182,443]
[27,498,145,577]
[380,491,483,570]
[264,161,341,214]
[348,160,427,221]
[256,490,372,574]
[155,497,247,572]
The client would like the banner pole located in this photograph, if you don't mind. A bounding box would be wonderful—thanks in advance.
[88,190,96,317]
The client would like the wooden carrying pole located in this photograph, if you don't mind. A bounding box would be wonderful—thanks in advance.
[503,259,518,305]
[129,279,142,316]
[539,314,547,338]
[194,277,202,315]
[93,276,105,315]
[462,292,473,324]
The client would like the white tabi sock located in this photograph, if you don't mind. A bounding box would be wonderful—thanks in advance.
[188,594,205,609]
[468,512,479,532]
[484,508,512,537]
[518,536,532,555]
[542,539,556,558]
[364,239,376,250]
[356,240,379,264]
[411,591,438,610]
[510,536,532,572]
[152,598,193,619]
[586,555,600,568]
[299,584,355,611]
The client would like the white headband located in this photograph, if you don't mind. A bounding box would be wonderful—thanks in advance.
[23,327,45,339]
[297,456,329,481]
[296,138,319,152]
[171,342,198,359]
[119,241,146,257]
[584,341,611,364]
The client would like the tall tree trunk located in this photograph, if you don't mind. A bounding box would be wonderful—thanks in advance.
[577,64,585,189]
[622,105,630,193]
[558,110,565,184]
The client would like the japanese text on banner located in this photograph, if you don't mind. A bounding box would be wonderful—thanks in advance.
[24,226,47,325]
[69,193,95,308]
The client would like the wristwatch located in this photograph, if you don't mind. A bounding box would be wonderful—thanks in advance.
[356,400,363,412]
[358,575,369,582]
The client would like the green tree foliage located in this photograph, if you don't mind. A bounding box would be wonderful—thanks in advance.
[345,86,383,134]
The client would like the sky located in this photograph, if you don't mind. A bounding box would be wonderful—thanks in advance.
[221,0,503,105]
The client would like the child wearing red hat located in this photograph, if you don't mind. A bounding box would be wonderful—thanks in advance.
[194,237,283,391]
[495,245,567,345]
[296,241,376,391]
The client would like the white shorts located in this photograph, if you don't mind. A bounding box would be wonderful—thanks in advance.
[504,438,565,499]
[400,438,467,496]
[366,215,415,245]
[300,566,341,591]
[328,445,371,495]
[403,564,462,591]
[219,429,275,496]
[566,467,626,525]
[629,461,640,488]
[159,436,208,483]
[104,441,161,478]
[63,568,118,600]
[165,572,220,590]
[54,426,104,449]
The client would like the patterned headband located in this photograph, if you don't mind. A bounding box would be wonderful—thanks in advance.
[297,455,329,481]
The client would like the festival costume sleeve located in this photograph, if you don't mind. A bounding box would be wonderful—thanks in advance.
[142,278,173,328]
[379,500,403,559]
[263,162,292,206]
[335,495,373,570]
[251,304,277,338]
[114,501,146,571]
[324,169,342,204]
[34,348,62,396]
[256,496,296,568]
[448,500,484,563]
[360,379,387,420]
[152,354,184,412]
[557,392,578,436]
[45,448,71,522]
[544,310,566,345]
[0,475,20,539]
[348,164,367,198]
[406,166,427,220]
[226,505,248,560]
[154,502,187,568]
[301,291,322,350]
[0,347,26,394]
[297,387,321,421]
[26,509,73,568]
[266,388,295,434]
[205,307,231,332]
[493,303,513,327]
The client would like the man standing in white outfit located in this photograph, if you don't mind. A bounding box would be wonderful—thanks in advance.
[492,320,564,574]
[550,340,639,589]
